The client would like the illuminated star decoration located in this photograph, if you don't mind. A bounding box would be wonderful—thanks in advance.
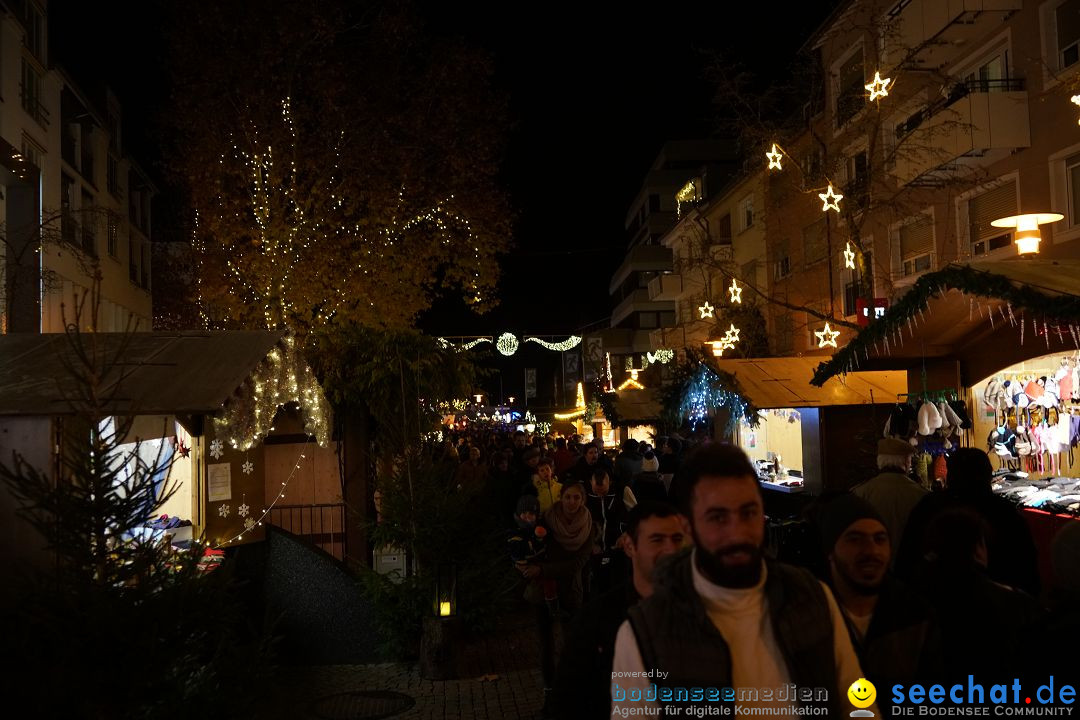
[722,324,741,346]
[728,278,743,304]
[819,184,843,213]
[865,71,892,101]
[843,242,856,269]
[815,322,841,348]
[1072,95,1080,125]
[766,144,783,170]
[698,301,715,319]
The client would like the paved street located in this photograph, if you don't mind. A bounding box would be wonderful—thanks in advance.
[261,609,546,720]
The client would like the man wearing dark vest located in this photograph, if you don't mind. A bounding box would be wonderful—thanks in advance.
[611,443,873,717]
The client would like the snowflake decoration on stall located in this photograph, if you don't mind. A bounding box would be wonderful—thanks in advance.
[242,460,254,475]
[238,503,250,518]
[210,438,224,459]
[244,517,256,531]
[218,504,231,518]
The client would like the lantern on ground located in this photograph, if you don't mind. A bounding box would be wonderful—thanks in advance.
[990,213,1063,257]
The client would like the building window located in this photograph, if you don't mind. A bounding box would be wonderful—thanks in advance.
[660,311,676,326]
[774,255,791,280]
[61,174,76,247]
[20,58,47,127]
[1058,0,1080,69]
[843,251,873,316]
[802,219,827,266]
[899,214,934,277]
[835,48,865,126]
[107,155,120,197]
[847,150,869,207]
[774,314,793,353]
[81,189,96,257]
[639,312,658,329]
[969,181,1017,256]
[717,213,733,244]
[23,2,44,61]
[1067,153,1080,228]
[963,49,1010,93]
[107,213,118,258]
[802,146,823,180]
[20,135,43,169]
[740,196,754,231]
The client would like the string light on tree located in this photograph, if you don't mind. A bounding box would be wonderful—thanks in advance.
[496,332,519,356]
[819,185,843,213]
[865,71,892,101]
[646,348,675,365]
[843,242,856,269]
[815,322,841,348]
[728,278,743,304]
[698,301,715,319]
[766,144,783,170]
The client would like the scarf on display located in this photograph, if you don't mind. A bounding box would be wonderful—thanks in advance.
[544,500,592,552]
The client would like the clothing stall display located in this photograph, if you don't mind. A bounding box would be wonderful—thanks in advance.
[883,390,971,490]
[982,355,1080,474]
[991,470,1080,518]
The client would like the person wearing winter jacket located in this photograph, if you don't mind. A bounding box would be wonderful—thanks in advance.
[584,468,637,598]
[852,437,927,556]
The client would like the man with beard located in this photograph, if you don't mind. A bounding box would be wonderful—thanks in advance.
[818,494,942,711]
[611,444,869,717]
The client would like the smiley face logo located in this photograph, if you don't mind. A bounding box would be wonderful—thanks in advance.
[848,678,877,709]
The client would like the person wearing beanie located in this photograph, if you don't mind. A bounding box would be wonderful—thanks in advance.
[632,450,667,502]
[614,438,643,490]
[852,437,927,555]
[817,494,941,712]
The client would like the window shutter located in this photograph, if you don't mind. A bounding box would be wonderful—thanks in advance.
[969,182,1017,242]
[900,215,934,258]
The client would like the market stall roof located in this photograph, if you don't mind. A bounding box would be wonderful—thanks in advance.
[712,357,906,408]
[614,387,663,423]
[0,331,286,416]
[811,260,1080,386]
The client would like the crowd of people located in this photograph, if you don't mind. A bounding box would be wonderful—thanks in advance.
[433,428,1080,719]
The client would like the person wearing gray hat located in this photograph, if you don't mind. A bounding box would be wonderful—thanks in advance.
[852,437,927,556]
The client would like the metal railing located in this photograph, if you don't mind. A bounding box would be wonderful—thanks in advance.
[268,502,346,560]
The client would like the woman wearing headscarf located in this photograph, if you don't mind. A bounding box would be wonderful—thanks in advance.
[519,482,595,718]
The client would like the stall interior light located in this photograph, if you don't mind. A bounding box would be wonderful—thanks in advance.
[990,213,1063,256]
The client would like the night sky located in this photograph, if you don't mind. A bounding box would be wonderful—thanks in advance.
[50,0,838,405]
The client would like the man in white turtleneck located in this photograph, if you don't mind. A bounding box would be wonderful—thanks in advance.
[611,444,875,717]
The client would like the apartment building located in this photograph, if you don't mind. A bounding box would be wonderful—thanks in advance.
[649,169,768,357]
[588,140,737,379]
[0,0,154,334]
[759,0,1080,355]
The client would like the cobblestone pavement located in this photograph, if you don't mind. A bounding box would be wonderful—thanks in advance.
[261,609,547,720]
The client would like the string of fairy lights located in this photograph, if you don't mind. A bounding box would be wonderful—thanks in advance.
[213,439,312,548]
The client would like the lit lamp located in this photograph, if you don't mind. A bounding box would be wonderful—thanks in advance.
[421,563,461,680]
[435,563,456,617]
[990,213,1063,256]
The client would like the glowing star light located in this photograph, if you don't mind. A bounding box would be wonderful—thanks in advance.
[698,301,715,319]
[728,278,743,304]
[815,322,841,348]
[865,71,892,101]
[843,242,856,269]
[766,144,783,170]
[722,324,741,346]
[819,185,843,213]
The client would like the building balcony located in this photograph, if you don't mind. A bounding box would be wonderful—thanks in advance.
[647,272,682,301]
[609,244,674,295]
[612,289,675,327]
[893,83,1029,187]
[882,0,1022,70]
